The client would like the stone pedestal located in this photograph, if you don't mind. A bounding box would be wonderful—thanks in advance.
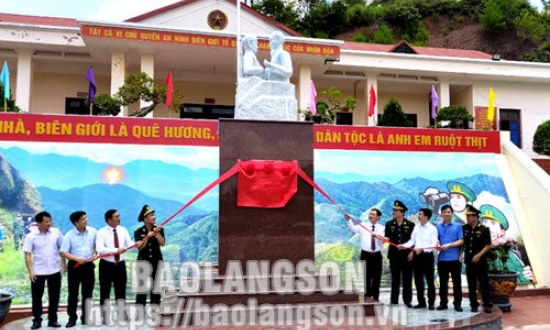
[218,119,313,275]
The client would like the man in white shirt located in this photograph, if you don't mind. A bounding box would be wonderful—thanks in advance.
[399,208,438,310]
[22,211,65,329]
[346,209,385,301]
[96,209,137,323]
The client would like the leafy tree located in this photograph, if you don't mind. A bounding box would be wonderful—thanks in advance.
[514,9,546,43]
[252,0,298,30]
[436,105,474,128]
[533,120,550,156]
[523,41,550,62]
[373,25,395,44]
[479,0,507,34]
[413,21,429,46]
[378,98,411,127]
[93,72,183,117]
[0,83,21,112]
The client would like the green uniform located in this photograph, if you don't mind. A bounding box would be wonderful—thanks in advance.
[462,223,492,309]
[385,219,415,305]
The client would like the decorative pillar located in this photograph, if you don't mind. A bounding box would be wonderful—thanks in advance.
[140,53,155,118]
[111,51,126,116]
[439,78,450,108]
[297,64,311,120]
[366,73,378,126]
[15,50,33,113]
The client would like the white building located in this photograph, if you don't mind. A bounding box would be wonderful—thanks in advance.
[1,0,550,157]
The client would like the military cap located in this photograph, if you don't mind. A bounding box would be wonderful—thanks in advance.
[447,181,476,202]
[138,204,155,222]
[480,204,508,230]
[393,200,408,212]
[465,204,480,216]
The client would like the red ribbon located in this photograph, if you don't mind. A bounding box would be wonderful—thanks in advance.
[78,160,436,268]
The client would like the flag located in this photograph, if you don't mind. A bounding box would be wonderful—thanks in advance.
[310,80,317,115]
[237,160,298,208]
[0,61,10,100]
[86,66,96,104]
[368,84,376,117]
[166,71,173,107]
[487,87,496,121]
[430,85,439,119]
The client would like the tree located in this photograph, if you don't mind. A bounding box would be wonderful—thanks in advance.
[94,72,183,117]
[301,87,356,124]
[436,105,474,128]
[533,120,550,156]
[373,25,395,44]
[378,98,411,127]
[0,83,21,112]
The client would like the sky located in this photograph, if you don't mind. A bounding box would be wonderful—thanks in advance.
[0,0,544,21]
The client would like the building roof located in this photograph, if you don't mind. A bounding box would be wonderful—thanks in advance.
[342,40,493,60]
[0,13,78,28]
[125,0,302,37]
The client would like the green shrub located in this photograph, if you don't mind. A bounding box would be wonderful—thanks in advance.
[533,120,550,156]
[373,25,395,44]
[378,98,412,127]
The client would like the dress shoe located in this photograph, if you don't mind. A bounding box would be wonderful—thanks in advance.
[436,305,448,310]
[413,304,427,309]
[484,306,493,313]
[405,303,413,308]
[30,322,41,330]
[454,305,463,312]
[471,306,479,313]
[66,319,77,328]
[47,321,61,328]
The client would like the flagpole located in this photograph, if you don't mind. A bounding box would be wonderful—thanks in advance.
[236,0,241,109]
[3,98,6,112]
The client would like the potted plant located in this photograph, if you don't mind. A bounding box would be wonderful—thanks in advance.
[301,88,357,124]
[0,288,16,326]
[435,105,474,129]
[486,236,519,312]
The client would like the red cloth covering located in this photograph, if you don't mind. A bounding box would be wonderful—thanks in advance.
[237,160,298,208]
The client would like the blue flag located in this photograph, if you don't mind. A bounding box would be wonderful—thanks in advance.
[0,61,10,101]
[86,65,96,104]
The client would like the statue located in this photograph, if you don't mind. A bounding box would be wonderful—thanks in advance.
[235,31,297,121]
[264,31,293,83]
[241,35,264,79]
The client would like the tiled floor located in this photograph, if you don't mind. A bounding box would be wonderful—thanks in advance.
[502,295,550,329]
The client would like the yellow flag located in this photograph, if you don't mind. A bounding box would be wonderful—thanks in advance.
[487,87,496,121]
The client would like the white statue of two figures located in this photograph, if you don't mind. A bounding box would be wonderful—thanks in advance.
[235,31,298,121]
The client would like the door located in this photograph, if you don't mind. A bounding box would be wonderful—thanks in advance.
[499,109,521,148]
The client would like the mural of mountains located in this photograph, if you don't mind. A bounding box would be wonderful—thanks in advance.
[38,184,206,234]
[313,173,508,244]
[0,146,219,212]
[0,152,41,213]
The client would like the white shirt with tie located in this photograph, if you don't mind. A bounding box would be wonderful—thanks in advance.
[96,225,134,263]
[347,221,385,252]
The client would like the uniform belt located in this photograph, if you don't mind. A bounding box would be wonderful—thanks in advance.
[363,250,381,254]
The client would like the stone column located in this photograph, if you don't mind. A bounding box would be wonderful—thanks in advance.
[439,78,450,108]
[297,64,311,120]
[366,73,378,126]
[111,51,126,116]
[15,50,33,113]
[140,53,155,118]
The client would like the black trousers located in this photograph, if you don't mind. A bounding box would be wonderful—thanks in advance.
[31,272,61,323]
[136,260,161,306]
[67,261,95,323]
[360,251,382,300]
[466,259,492,308]
[413,252,436,306]
[438,260,462,307]
[389,251,413,305]
[99,259,127,305]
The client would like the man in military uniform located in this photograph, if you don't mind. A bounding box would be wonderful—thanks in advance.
[462,205,493,313]
[383,200,415,307]
[135,205,165,307]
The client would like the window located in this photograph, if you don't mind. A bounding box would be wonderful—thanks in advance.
[65,97,99,115]
[181,104,234,119]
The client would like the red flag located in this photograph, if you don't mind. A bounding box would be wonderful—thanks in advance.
[237,160,298,208]
[368,84,376,117]
[166,71,173,106]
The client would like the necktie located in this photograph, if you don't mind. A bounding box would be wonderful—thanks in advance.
[113,228,120,262]
[371,225,375,251]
